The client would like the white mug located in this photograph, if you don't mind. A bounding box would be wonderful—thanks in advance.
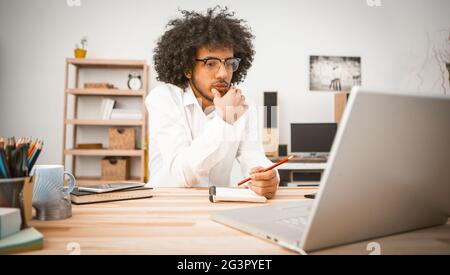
[31,165,75,207]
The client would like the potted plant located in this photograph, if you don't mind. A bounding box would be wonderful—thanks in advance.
[74,36,88,58]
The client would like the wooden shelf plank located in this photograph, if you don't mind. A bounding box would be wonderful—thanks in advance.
[67,88,145,97]
[75,177,143,186]
[64,149,143,156]
[65,119,144,126]
[66,58,146,68]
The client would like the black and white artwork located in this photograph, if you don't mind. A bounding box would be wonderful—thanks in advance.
[309,56,361,92]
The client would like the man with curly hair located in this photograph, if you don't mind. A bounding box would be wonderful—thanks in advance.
[146,7,279,198]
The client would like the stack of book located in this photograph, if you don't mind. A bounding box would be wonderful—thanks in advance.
[98,99,142,120]
[0,227,43,254]
[110,109,142,120]
[70,183,153,205]
[0,208,43,254]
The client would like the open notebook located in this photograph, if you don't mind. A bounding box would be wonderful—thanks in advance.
[209,186,267,203]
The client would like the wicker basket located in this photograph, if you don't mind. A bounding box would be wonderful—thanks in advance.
[101,157,130,180]
[109,128,135,150]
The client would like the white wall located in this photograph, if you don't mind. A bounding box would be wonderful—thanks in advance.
[1,0,449,178]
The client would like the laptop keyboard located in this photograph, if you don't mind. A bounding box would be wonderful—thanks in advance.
[275,204,311,229]
[276,216,309,229]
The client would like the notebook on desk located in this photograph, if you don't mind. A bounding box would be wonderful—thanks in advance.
[71,186,153,205]
[77,182,146,193]
[209,186,267,203]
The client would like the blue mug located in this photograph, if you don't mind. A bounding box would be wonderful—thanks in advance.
[31,165,75,208]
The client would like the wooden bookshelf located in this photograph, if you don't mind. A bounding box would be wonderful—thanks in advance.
[62,58,149,184]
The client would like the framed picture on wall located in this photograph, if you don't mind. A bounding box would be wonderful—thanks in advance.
[309,55,361,92]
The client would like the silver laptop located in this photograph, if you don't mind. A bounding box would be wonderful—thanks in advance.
[211,89,450,254]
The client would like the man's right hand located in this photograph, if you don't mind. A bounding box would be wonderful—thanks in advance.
[211,87,248,125]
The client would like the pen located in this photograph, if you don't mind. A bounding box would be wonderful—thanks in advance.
[237,155,294,186]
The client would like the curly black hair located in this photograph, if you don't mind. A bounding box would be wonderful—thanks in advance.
[153,6,255,89]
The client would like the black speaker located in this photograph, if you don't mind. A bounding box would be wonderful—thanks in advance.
[264,92,278,128]
[263,91,279,157]
[278,144,287,157]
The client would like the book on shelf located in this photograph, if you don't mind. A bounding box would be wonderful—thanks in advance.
[0,227,43,255]
[70,186,153,205]
[84,82,115,89]
[105,99,116,119]
[99,99,106,119]
[98,98,116,120]
[110,108,143,120]
[76,143,103,149]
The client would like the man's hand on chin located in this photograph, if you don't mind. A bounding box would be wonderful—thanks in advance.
[212,86,248,125]
[248,166,279,199]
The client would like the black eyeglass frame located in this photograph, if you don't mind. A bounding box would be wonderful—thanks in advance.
[194,57,242,72]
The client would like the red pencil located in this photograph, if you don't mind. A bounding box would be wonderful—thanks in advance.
[237,155,294,186]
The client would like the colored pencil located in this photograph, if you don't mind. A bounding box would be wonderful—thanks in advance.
[28,141,43,172]
[27,138,38,160]
[0,148,10,178]
[237,155,295,186]
[0,137,43,178]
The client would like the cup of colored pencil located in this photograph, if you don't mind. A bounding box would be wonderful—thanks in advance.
[0,137,44,179]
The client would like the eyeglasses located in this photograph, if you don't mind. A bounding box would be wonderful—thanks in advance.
[195,57,242,73]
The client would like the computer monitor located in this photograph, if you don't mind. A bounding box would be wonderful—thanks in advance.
[291,123,337,157]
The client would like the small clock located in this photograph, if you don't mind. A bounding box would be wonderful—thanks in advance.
[127,72,142,91]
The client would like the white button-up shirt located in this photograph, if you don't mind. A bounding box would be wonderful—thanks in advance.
[146,83,274,187]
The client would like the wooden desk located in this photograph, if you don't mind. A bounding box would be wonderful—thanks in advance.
[21,187,450,255]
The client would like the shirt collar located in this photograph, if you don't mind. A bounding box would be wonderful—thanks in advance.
[183,85,198,107]
[183,84,216,118]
